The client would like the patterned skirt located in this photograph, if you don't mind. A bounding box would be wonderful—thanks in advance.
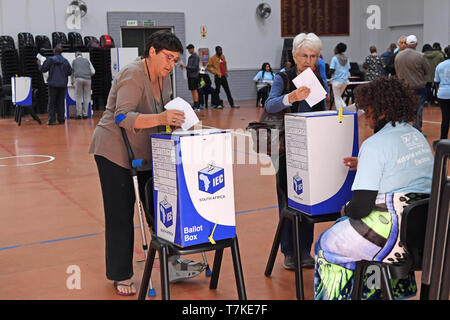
[314,193,427,300]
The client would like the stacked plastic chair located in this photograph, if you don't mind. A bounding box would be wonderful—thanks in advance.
[0,35,19,82]
[68,32,86,52]
[51,32,71,51]
[89,36,113,109]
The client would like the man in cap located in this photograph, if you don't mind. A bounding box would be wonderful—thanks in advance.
[180,44,200,110]
[71,51,95,119]
[395,35,430,134]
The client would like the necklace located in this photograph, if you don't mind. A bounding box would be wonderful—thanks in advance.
[144,58,164,108]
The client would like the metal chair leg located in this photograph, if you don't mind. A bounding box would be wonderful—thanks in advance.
[231,237,247,300]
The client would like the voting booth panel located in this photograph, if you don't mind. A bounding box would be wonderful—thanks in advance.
[11,76,32,106]
[285,111,359,216]
[151,130,236,247]
[110,48,139,79]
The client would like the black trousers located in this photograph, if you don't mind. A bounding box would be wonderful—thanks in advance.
[94,155,153,281]
[439,98,450,139]
[214,75,234,107]
[48,86,66,123]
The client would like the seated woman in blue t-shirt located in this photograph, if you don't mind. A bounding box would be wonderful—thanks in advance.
[314,76,434,300]
[253,62,275,108]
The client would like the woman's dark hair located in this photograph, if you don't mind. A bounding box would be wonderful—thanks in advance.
[422,44,432,53]
[144,30,183,57]
[336,42,347,54]
[261,62,273,79]
[445,45,450,59]
[354,77,419,128]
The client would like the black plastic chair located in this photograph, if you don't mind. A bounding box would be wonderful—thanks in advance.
[351,198,430,300]
[138,179,247,300]
[264,207,341,300]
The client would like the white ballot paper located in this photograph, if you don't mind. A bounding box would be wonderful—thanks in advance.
[36,53,46,63]
[292,67,327,107]
[164,97,199,131]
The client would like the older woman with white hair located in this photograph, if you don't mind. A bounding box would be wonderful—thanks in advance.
[265,32,327,270]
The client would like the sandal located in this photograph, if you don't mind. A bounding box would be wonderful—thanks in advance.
[113,281,136,296]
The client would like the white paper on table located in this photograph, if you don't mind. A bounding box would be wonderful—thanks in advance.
[164,97,199,131]
[292,67,327,108]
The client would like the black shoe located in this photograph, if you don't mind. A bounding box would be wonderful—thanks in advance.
[58,121,65,125]
[82,116,88,119]
[231,104,240,108]
[47,121,56,125]
[283,255,315,270]
[76,115,82,120]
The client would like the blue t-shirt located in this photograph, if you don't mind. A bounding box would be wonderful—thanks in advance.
[330,56,350,83]
[434,59,450,100]
[253,70,275,82]
[352,122,433,194]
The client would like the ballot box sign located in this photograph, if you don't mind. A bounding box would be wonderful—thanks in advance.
[198,163,225,194]
[293,174,303,195]
[151,129,236,247]
[159,198,173,228]
[285,111,359,216]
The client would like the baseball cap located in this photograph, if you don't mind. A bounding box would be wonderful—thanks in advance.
[186,44,194,49]
[406,35,418,44]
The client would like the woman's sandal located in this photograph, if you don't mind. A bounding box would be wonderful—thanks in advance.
[113,281,136,296]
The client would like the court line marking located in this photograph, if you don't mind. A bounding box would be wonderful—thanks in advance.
[0,155,55,167]
[0,206,278,252]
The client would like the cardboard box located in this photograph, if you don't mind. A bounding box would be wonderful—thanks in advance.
[150,129,236,247]
[285,111,359,216]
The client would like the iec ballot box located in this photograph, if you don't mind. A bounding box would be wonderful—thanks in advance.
[285,110,359,216]
[150,129,236,247]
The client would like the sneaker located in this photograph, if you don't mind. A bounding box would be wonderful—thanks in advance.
[231,104,240,108]
[168,256,206,283]
[199,104,205,110]
[216,105,224,109]
[210,105,217,109]
[76,115,82,120]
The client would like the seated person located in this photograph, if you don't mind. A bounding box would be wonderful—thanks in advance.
[253,62,275,108]
[198,66,223,109]
[314,76,434,300]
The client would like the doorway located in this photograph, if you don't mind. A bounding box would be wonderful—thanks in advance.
[121,26,176,97]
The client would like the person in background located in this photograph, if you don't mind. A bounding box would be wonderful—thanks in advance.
[363,45,385,81]
[89,30,204,296]
[253,62,275,108]
[423,44,445,106]
[315,77,433,300]
[198,66,223,109]
[330,42,351,109]
[280,61,292,73]
[316,57,330,103]
[381,43,397,76]
[207,46,240,109]
[391,36,408,76]
[395,35,430,134]
[434,45,450,142]
[71,51,95,119]
[37,45,72,125]
[265,32,327,270]
[180,44,200,110]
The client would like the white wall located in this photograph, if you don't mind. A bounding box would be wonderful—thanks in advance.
[0,0,447,69]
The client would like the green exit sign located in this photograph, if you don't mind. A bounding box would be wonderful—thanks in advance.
[143,20,156,27]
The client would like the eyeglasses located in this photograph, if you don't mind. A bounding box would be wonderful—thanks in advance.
[161,51,179,64]
[295,53,318,62]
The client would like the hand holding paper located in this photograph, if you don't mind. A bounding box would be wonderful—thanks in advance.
[292,67,327,107]
[164,97,199,131]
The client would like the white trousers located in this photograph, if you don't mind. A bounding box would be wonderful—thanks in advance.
[332,81,348,109]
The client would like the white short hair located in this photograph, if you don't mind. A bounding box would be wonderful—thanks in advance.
[292,33,323,56]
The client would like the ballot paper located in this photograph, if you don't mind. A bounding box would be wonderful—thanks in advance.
[164,97,199,131]
[36,53,46,63]
[292,67,327,107]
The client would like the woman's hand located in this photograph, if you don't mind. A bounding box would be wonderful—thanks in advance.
[343,157,358,171]
[288,86,311,104]
[159,110,185,127]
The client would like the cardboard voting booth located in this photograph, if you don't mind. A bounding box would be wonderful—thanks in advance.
[11,77,32,106]
[150,129,236,247]
[285,110,359,216]
[111,48,139,79]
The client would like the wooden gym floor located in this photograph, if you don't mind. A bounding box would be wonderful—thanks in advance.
[0,100,444,300]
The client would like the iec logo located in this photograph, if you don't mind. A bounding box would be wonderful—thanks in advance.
[293,174,303,195]
[198,162,225,194]
[159,197,173,228]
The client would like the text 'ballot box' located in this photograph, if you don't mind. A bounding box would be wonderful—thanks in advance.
[151,129,236,247]
[285,111,359,216]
